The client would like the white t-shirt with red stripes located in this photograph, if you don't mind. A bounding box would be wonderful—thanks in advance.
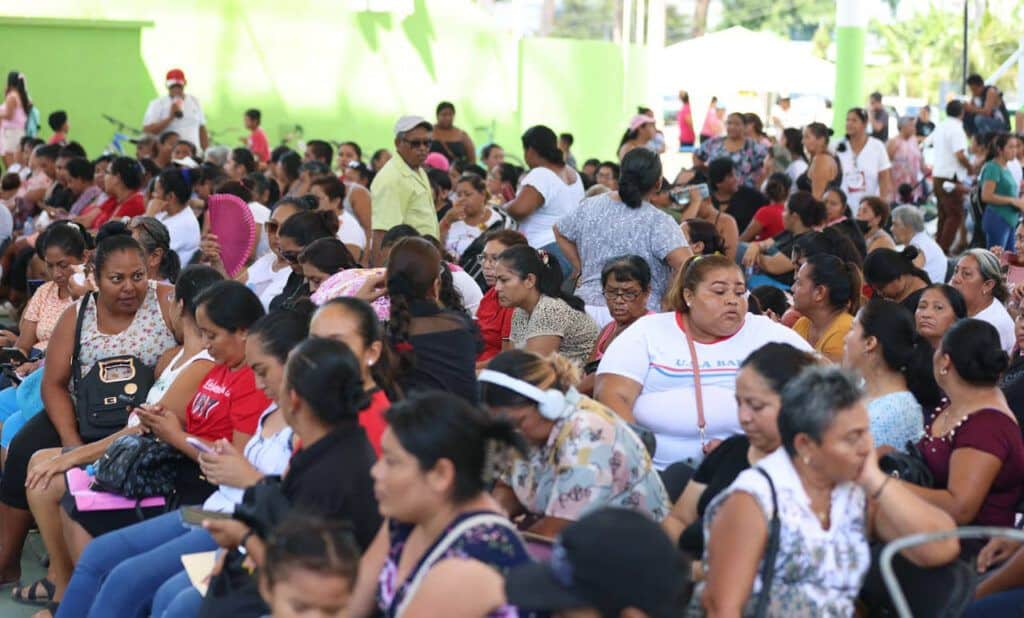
[597,312,811,468]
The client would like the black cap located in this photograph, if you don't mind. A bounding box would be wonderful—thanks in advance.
[505,509,685,617]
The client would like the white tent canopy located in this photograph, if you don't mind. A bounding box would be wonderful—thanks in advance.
[659,26,836,97]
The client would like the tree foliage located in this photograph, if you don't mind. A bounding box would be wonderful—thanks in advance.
[718,0,834,40]
[868,4,1021,98]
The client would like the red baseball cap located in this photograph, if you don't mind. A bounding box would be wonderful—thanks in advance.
[165,69,186,87]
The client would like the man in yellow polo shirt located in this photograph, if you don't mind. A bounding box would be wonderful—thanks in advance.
[369,115,438,264]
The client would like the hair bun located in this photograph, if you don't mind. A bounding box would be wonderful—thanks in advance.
[901,245,920,261]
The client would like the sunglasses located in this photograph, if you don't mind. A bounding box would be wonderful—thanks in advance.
[403,138,432,149]
[281,250,301,264]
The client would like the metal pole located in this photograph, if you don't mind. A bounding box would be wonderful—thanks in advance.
[880,526,1024,618]
[962,0,968,94]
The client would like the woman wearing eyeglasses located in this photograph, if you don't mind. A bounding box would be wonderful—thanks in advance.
[578,256,653,395]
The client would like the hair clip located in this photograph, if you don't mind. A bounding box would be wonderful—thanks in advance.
[395,342,414,353]
[537,249,550,266]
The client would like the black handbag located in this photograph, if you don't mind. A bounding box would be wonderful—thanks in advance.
[752,467,781,618]
[879,441,934,488]
[72,293,155,443]
[91,433,183,499]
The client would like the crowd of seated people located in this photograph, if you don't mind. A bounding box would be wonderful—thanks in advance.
[3,91,1024,618]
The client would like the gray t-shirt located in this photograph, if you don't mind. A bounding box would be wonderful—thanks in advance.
[556,193,687,311]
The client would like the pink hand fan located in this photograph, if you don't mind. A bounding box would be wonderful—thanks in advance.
[206,193,256,278]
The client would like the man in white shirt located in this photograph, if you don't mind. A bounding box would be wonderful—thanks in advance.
[142,69,208,151]
[929,100,972,254]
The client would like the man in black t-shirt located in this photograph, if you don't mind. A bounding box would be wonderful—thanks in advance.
[707,157,768,233]
[915,105,935,141]
[869,92,890,141]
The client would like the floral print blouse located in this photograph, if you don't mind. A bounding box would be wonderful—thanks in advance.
[695,136,769,188]
[22,281,74,350]
[501,396,670,522]
[377,511,531,617]
[702,449,870,616]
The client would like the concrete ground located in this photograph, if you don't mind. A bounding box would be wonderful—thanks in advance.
[0,533,50,618]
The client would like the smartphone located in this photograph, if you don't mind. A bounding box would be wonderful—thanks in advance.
[181,505,231,527]
[0,347,28,365]
[186,436,214,454]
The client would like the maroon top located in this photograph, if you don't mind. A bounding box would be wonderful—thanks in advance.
[918,408,1024,527]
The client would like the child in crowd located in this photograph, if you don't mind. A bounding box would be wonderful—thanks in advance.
[47,111,68,145]
[244,108,270,165]
[0,172,20,209]
[259,516,361,618]
[559,132,577,169]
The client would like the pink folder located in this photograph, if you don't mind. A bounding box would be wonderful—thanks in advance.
[66,467,166,511]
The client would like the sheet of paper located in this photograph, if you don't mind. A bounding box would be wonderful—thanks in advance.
[181,550,218,597]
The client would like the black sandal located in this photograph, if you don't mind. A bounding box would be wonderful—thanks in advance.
[11,577,54,606]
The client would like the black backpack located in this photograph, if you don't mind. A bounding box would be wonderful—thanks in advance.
[92,434,183,499]
[72,293,155,442]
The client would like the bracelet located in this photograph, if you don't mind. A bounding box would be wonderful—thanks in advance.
[871,475,892,501]
[238,529,255,553]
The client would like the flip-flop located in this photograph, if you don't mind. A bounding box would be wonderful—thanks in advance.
[12,577,54,606]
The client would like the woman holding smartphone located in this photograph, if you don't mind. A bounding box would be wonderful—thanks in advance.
[54,306,309,618]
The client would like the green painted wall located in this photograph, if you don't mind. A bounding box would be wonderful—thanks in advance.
[0,17,157,157]
[0,0,649,163]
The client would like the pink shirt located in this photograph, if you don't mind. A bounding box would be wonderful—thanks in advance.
[677,103,695,144]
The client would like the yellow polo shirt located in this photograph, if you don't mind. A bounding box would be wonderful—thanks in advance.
[792,312,853,364]
[369,155,438,237]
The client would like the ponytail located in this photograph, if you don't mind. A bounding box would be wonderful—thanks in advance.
[385,237,444,379]
[497,245,585,312]
[159,247,181,284]
[858,298,941,409]
[437,263,466,313]
[285,337,369,426]
[804,253,862,313]
[320,297,401,402]
[618,148,662,209]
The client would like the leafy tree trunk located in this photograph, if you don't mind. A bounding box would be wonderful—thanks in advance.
[692,0,710,37]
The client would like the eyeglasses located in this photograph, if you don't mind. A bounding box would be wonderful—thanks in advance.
[403,138,432,149]
[281,250,300,264]
[603,288,642,302]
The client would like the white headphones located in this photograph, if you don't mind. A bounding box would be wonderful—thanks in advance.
[478,369,580,420]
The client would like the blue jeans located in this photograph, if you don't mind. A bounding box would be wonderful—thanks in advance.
[982,207,1016,252]
[964,588,1024,616]
[152,569,204,618]
[56,510,217,618]
[973,114,1007,136]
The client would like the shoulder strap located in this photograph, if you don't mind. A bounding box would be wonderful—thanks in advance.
[395,513,515,617]
[678,312,706,448]
[71,293,92,394]
[752,466,781,618]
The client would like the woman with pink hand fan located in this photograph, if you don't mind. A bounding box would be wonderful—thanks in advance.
[199,197,304,310]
